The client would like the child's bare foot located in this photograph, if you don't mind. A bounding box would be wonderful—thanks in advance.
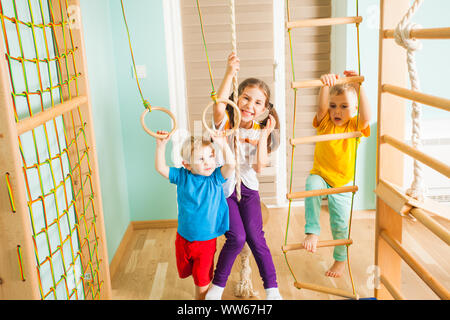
[303,234,319,253]
[325,260,346,278]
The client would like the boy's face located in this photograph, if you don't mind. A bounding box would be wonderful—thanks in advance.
[183,145,216,176]
[328,91,358,126]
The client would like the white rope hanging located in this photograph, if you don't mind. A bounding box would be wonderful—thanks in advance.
[393,0,426,200]
[229,0,242,203]
[229,0,258,298]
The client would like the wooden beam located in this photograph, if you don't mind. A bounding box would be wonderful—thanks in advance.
[375,178,450,220]
[375,0,410,300]
[287,185,358,200]
[380,230,450,300]
[379,275,405,300]
[290,132,362,146]
[384,27,450,39]
[409,208,450,246]
[132,219,178,230]
[374,179,413,216]
[282,239,353,252]
[382,84,450,112]
[291,76,364,89]
[16,96,88,135]
[294,281,359,299]
[287,16,362,29]
[381,134,450,178]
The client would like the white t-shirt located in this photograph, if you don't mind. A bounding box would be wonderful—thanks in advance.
[214,112,261,198]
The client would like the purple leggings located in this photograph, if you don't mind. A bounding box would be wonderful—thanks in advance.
[212,183,278,289]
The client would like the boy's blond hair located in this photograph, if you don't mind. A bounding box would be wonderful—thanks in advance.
[329,83,358,98]
[180,136,214,163]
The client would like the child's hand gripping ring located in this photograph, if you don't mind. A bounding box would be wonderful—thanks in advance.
[202,98,241,137]
[140,107,177,139]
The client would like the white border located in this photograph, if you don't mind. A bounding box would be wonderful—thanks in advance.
[273,0,287,207]
[162,0,189,166]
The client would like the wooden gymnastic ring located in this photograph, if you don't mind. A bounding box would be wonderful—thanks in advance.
[140,107,177,139]
[202,98,241,137]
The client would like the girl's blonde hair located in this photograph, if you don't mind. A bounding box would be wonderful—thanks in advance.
[180,136,214,163]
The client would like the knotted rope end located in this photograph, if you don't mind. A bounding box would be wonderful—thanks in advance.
[143,100,152,112]
[210,91,218,103]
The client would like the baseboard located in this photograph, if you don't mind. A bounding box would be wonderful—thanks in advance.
[131,219,178,230]
[109,223,134,279]
[109,219,178,278]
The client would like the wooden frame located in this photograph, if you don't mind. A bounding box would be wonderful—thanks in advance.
[290,132,362,146]
[16,96,88,135]
[382,84,450,112]
[409,208,450,246]
[287,16,362,29]
[0,0,111,299]
[376,0,450,300]
[282,239,353,253]
[287,185,358,200]
[375,0,409,300]
[384,27,450,39]
[381,134,450,178]
[379,275,405,300]
[294,281,359,300]
[375,178,450,220]
[292,76,364,89]
[380,230,450,300]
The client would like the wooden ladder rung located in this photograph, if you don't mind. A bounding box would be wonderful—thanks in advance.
[384,27,450,40]
[287,16,362,29]
[381,134,450,178]
[382,84,450,112]
[380,230,450,300]
[375,179,450,245]
[375,178,450,218]
[290,131,362,146]
[291,76,364,89]
[294,281,359,300]
[282,239,353,252]
[287,185,358,200]
[16,95,88,135]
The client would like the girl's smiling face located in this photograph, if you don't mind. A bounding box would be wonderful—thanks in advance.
[237,86,267,125]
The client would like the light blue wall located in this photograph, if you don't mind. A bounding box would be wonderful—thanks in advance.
[79,0,178,262]
[108,0,178,222]
[80,0,131,262]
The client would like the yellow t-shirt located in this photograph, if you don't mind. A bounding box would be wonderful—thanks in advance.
[310,112,370,187]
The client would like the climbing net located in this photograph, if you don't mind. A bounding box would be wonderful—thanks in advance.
[1,0,103,299]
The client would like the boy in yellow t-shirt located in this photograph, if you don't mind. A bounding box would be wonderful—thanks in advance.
[302,70,371,278]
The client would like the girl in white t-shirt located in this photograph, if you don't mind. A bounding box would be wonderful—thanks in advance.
[206,53,282,300]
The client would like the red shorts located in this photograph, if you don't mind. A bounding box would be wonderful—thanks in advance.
[175,233,217,287]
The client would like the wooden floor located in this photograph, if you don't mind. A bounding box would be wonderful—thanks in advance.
[111,206,450,300]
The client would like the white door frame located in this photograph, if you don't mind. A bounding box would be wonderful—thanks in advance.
[162,0,189,167]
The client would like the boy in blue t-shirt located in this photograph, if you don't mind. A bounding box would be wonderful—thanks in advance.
[154,130,235,300]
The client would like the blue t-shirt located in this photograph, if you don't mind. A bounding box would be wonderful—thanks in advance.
[169,167,229,242]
